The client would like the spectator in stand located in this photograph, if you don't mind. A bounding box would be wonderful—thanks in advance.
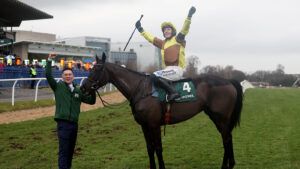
[29,64,37,89]
[6,55,13,66]
[76,62,81,70]
[0,59,4,73]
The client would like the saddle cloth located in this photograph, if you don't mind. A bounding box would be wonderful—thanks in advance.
[152,78,197,103]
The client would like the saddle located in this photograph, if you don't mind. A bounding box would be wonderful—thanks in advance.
[152,78,197,103]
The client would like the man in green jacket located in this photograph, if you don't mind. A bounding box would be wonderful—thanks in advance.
[46,53,96,169]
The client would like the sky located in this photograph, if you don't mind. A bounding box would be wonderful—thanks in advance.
[17,0,300,74]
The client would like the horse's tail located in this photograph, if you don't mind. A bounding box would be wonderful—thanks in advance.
[229,79,243,130]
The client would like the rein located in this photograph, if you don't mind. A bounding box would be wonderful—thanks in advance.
[95,89,128,109]
[86,65,129,109]
[92,75,150,109]
[88,64,152,110]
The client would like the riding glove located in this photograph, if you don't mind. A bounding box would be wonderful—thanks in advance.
[188,6,196,18]
[135,21,144,33]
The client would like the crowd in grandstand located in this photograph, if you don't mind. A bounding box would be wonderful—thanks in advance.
[0,54,94,71]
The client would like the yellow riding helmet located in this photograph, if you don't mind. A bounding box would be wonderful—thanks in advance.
[161,22,177,35]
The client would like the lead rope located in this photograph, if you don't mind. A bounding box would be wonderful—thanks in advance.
[94,77,146,109]
[95,90,128,109]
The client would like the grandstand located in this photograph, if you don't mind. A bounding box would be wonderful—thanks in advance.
[0,0,138,76]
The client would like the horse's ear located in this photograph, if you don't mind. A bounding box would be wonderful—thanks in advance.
[95,55,101,64]
[102,53,106,63]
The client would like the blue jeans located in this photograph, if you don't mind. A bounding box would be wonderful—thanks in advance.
[57,120,78,169]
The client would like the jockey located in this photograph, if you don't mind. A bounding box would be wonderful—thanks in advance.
[135,6,196,101]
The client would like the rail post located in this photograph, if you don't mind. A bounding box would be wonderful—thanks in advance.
[34,79,43,102]
[12,79,19,106]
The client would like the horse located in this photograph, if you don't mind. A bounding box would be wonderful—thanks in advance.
[80,54,243,169]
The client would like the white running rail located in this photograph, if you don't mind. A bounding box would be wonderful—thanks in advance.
[0,77,116,106]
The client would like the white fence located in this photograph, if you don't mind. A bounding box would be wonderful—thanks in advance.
[0,77,116,106]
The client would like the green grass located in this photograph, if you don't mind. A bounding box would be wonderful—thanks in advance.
[0,88,300,169]
[0,99,55,113]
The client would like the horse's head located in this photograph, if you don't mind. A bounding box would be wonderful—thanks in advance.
[81,53,109,95]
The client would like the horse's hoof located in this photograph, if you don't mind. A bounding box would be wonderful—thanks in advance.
[221,166,228,169]
[221,165,234,169]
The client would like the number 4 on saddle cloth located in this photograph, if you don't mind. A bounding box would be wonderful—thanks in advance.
[152,78,197,103]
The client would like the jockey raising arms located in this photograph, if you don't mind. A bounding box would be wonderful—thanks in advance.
[135,6,196,101]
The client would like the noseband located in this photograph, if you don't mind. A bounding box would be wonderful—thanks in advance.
[87,64,106,91]
[87,77,101,91]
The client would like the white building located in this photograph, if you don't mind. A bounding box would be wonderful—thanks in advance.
[57,36,110,56]
[111,41,161,71]
[14,30,56,43]
[8,41,101,61]
[0,31,102,62]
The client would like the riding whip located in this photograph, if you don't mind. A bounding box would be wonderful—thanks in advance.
[123,14,143,51]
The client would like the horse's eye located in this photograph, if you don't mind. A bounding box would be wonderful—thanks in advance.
[91,83,98,90]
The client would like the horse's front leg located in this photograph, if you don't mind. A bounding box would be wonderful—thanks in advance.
[152,126,165,169]
[142,125,156,169]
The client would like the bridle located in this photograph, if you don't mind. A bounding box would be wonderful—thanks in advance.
[84,64,152,109]
[85,64,129,108]
[87,63,106,91]
[86,77,102,91]
[85,65,118,108]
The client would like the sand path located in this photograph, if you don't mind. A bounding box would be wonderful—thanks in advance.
[0,92,126,124]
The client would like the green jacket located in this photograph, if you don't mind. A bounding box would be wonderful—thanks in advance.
[45,61,96,123]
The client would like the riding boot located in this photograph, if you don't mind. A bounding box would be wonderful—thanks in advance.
[151,75,180,101]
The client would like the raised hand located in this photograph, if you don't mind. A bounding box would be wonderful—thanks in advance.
[135,20,141,29]
[188,6,196,18]
[48,53,57,60]
[135,20,144,33]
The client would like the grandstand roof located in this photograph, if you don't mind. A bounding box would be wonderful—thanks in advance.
[0,40,102,50]
[0,0,53,27]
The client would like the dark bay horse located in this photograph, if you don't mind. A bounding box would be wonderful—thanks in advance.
[81,54,243,169]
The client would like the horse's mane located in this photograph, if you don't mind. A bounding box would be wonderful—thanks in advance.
[105,62,148,77]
